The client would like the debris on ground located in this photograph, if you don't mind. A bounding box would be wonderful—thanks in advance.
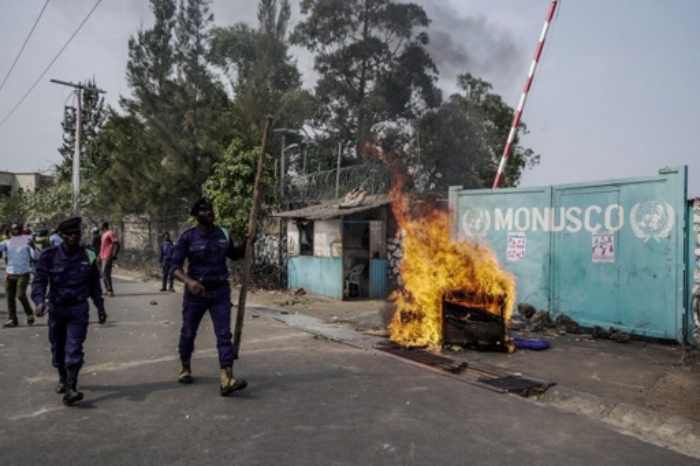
[592,326,610,339]
[609,328,631,343]
[528,310,555,332]
[517,303,537,319]
[554,314,582,334]
[591,325,631,343]
[293,288,306,296]
[149,300,158,306]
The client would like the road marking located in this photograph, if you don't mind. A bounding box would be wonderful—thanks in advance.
[8,406,63,421]
[25,332,310,383]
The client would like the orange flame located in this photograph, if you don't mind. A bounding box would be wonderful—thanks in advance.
[368,143,516,349]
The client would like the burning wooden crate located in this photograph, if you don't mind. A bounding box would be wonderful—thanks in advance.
[442,292,514,352]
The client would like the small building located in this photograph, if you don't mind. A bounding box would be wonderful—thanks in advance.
[0,171,53,197]
[274,193,395,300]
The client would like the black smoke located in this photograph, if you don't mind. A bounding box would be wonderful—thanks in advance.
[412,0,525,92]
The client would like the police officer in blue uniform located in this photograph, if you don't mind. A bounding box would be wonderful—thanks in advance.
[172,198,247,396]
[32,217,107,406]
[159,232,175,292]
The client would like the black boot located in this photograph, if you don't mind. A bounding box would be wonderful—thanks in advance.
[63,365,84,406]
[178,360,193,384]
[55,367,67,394]
[3,319,18,328]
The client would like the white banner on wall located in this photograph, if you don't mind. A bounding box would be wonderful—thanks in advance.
[506,232,527,262]
[592,232,615,263]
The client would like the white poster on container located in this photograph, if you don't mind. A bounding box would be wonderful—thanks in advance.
[506,232,527,262]
[592,232,615,263]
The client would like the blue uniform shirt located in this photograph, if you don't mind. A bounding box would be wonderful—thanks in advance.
[31,245,104,309]
[171,226,243,285]
[159,240,175,265]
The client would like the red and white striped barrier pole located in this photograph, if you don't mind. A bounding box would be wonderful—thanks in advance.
[492,0,558,189]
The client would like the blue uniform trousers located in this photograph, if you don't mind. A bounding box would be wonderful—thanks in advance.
[48,302,89,369]
[161,262,174,290]
[179,286,233,368]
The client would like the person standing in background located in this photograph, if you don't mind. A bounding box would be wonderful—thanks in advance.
[91,228,101,254]
[99,222,120,297]
[0,223,37,327]
[159,232,175,292]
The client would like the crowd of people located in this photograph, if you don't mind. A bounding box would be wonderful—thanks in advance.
[0,221,121,329]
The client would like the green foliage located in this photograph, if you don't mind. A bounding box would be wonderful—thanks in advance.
[56,78,108,182]
[210,0,313,145]
[0,189,30,225]
[410,73,539,191]
[292,0,441,149]
[203,139,272,238]
[112,0,234,221]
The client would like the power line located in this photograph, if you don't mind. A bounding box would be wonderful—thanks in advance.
[0,0,106,130]
[0,0,51,97]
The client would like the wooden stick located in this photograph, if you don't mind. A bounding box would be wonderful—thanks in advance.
[232,116,274,362]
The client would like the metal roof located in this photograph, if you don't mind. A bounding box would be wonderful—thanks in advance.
[273,194,391,220]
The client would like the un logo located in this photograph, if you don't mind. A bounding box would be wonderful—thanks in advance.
[630,201,675,242]
[461,208,491,239]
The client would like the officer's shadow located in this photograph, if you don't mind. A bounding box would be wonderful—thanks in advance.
[77,377,259,408]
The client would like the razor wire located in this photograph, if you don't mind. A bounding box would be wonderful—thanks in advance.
[283,161,391,207]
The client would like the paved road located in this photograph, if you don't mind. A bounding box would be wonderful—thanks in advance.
[0,278,697,466]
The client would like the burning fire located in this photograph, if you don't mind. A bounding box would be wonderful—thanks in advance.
[369,145,516,349]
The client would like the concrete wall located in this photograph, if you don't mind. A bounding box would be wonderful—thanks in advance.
[0,172,13,195]
[14,174,39,193]
[0,172,53,196]
[313,219,342,257]
[287,220,300,256]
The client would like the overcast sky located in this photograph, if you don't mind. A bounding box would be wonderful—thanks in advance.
[0,0,698,196]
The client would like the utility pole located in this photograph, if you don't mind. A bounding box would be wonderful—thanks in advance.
[50,78,106,214]
[335,142,342,198]
[280,133,286,199]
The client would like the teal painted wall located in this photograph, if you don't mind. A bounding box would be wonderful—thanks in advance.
[288,256,343,300]
[369,259,389,299]
[449,167,689,342]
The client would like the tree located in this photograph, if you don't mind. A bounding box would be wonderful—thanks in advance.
[203,139,273,238]
[210,0,314,145]
[56,78,108,182]
[413,73,539,190]
[120,0,234,220]
[292,0,441,152]
[0,189,30,225]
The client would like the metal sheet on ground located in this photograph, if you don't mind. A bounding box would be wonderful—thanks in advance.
[376,343,468,374]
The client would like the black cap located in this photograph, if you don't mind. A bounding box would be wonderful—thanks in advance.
[57,217,82,234]
[190,198,213,216]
